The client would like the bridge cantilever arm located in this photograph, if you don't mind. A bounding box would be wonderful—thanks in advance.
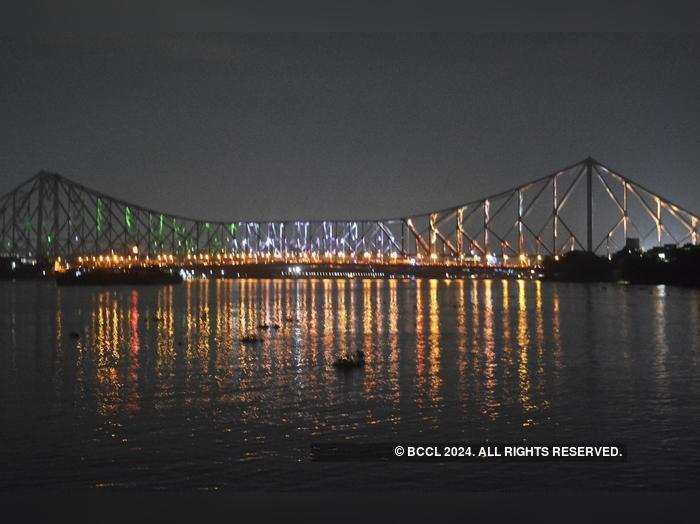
[376,221,403,253]
[595,160,700,223]
[556,165,585,212]
[403,218,430,255]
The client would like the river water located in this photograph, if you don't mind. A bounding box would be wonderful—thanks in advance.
[1,278,699,491]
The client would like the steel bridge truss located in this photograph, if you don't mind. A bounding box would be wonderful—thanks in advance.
[1,157,698,263]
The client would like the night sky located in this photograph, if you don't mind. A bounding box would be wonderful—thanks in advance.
[1,33,698,222]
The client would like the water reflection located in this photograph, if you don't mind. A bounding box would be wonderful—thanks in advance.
[1,277,699,490]
[653,285,669,401]
[481,279,498,419]
[4,279,611,427]
[428,279,442,404]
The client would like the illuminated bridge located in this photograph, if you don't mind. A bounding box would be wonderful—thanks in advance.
[1,157,698,270]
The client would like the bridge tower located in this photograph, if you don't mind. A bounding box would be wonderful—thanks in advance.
[586,156,594,252]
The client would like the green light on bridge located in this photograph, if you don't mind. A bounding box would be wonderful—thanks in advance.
[125,206,133,230]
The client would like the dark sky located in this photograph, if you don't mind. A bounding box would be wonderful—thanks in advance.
[1,33,699,222]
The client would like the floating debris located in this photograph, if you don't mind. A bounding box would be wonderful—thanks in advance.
[257,322,281,330]
[333,350,365,370]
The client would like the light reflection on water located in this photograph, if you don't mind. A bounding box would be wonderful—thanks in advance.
[1,278,700,491]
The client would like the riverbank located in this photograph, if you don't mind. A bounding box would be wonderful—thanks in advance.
[544,244,700,286]
[0,257,51,279]
[1,258,541,282]
[55,266,183,286]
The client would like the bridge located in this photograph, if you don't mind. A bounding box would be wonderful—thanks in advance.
[1,157,698,269]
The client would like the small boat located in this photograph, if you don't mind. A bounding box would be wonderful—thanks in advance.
[333,350,365,370]
[240,334,261,344]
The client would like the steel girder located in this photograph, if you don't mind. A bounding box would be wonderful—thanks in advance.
[1,158,698,261]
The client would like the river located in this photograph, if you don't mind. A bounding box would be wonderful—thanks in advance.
[1,278,699,491]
